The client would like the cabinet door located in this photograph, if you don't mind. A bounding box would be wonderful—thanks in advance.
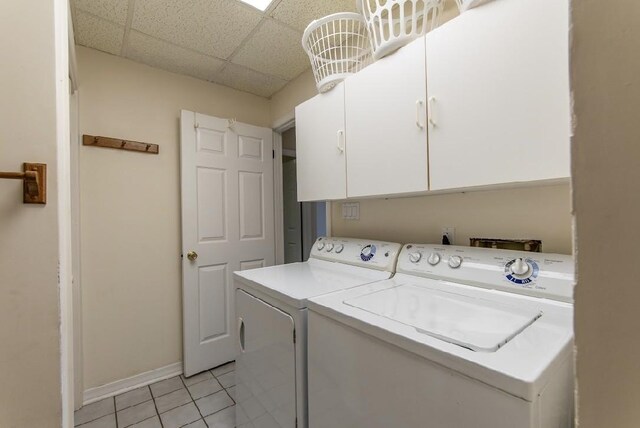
[235,289,296,428]
[295,83,346,201]
[426,0,570,191]
[345,37,429,198]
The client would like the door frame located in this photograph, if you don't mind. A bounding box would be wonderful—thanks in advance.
[58,0,76,424]
[68,2,83,411]
[273,114,332,266]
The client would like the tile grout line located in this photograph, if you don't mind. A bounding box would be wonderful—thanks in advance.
[178,375,209,428]
[148,384,167,428]
[114,396,118,428]
[74,397,118,428]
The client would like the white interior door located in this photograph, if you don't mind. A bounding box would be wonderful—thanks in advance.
[282,158,302,263]
[181,110,275,376]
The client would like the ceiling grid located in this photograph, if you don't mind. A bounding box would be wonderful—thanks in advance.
[71,0,358,98]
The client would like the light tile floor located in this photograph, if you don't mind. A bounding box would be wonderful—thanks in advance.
[75,362,236,428]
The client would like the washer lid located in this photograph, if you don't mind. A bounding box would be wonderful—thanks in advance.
[344,284,542,352]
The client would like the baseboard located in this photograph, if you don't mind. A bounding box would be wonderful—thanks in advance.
[83,362,183,405]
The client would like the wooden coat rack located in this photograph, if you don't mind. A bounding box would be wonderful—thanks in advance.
[83,135,159,154]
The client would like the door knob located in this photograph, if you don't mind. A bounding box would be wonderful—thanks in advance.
[187,251,198,261]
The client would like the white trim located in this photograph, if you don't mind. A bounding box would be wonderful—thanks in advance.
[69,88,83,411]
[273,111,296,133]
[83,362,183,406]
[55,0,74,426]
[282,149,296,158]
[325,202,332,237]
[273,131,284,265]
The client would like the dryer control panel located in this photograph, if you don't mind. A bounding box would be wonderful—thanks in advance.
[397,244,574,302]
[310,237,402,272]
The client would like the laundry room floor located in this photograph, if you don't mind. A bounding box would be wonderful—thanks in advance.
[74,362,236,428]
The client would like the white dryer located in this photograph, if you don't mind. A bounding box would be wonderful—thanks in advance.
[232,237,401,428]
[307,244,575,428]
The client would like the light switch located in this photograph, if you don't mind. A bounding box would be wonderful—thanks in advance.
[342,202,360,220]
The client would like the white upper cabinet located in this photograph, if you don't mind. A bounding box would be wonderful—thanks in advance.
[294,0,570,201]
[425,0,570,191]
[295,82,347,201]
[345,37,429,198]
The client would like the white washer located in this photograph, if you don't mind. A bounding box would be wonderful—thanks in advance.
[307,244,575,428]
[233,237,401,428]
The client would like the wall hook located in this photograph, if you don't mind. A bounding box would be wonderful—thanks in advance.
[0,162,47,204]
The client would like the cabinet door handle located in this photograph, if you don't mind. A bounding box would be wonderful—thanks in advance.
[416,100,425,129]
[237,317,245,353]
[428,97,436,127]
[337,130,345,153]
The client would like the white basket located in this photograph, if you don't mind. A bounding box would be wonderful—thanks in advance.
[358,0,445,60]
[302,12,372,93]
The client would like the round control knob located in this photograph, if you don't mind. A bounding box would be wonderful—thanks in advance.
[316,241,325,251]
[448,255,463,269]
[427,253,441,266]
[325,243,334,252]
[409,252,422,263]
[360,244,376,261]
[510,258,530,276]
[334,244,344,254]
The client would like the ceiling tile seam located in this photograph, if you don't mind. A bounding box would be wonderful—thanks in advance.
[221,60,290,84]
[265,15,304,35]
[223,16,269,62]
[116,52,275,99]
[120,0,137,57]
[268,66,312,100]
[264,0,286,15]
[224,15,303,68]
[103,23,288,84]
[206,75,283,99]
[73,6,125,28]
[125,29,227,62]
[116,28,249,80]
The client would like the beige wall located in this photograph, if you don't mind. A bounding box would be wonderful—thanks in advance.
[572,1,640,426]
[0,1,62,426]
[332,184,572,254]
[270,69,316,125]
[77,47,271,390]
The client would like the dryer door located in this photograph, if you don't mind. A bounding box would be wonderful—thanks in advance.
[235,289,297,428]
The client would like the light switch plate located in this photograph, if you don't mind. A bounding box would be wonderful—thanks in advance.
[342,202,360,220]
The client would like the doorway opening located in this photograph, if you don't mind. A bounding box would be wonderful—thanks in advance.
[281,127,327,264]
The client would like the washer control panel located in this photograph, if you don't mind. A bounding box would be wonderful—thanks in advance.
[397,244,574,302]
[310,237,402,272]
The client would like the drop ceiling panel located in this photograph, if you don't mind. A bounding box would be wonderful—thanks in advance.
[74,10,125,56]
[214,63,288,98]
[231,19,309,81]
[271,0,358,31]
[126,31,225,82]
[131,0,263,59]
[70,0,332,98]
[72,0,129,25]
